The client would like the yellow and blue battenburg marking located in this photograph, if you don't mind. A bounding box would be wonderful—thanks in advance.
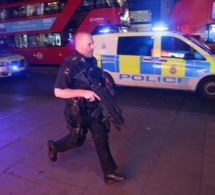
[99,54,212,78]
[140,56,159,75]
[100,55,160,74]
[100,55,120,72]
[191,60,210,77]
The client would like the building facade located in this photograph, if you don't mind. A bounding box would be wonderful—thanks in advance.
[129,0,177,31]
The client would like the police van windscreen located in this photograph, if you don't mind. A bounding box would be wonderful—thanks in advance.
[183,34,214,55]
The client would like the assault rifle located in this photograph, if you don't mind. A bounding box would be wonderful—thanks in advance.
[74,68,124,131]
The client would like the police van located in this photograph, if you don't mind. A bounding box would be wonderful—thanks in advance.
[93,31,215,99]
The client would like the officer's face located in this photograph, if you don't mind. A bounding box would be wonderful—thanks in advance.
[80,34,95,58]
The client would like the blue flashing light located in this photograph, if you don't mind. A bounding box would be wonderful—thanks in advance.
[152,23,168,32]
[99,28,111,34]
[11,65,18,71]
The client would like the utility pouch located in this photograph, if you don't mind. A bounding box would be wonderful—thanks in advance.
[66,98,81,128]
[70,125,86,146]
[71,99,80,117]
[67,98,87,146]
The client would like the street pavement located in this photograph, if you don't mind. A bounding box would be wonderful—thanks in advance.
[1,88,215,195]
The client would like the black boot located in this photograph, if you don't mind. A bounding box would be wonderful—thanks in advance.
[47,140,57,162]
[104,172,125,184]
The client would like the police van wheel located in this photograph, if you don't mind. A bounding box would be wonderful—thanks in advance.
[198,78,215,100]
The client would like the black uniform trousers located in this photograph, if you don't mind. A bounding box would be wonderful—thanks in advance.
[53,108,117,176]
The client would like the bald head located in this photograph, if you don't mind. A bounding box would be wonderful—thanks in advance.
[74,32,95,58]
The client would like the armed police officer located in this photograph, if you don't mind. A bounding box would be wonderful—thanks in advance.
[47,31,125,184]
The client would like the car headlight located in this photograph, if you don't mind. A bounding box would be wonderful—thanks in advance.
[11,65,19,70]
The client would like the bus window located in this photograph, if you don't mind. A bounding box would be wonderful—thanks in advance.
[59,0,67,10]
[44,1,66,14]
[114,0,128,8]
[78,0,126,10]
[65,11,88,35]
[0,1,67,20]
[0,38,7,50]
[96,0,111,8]
[5,36,15,48]
[15,35,28,48]
[44,33,61,46]
[96,0,128,8]
[14,33,63,48]
[27,5,36,16]
[0,9,7,19]
[11,6,27,18]
[28,35,42,47]
[78,0,94,10]
[27,4,44,16]
[2,33,64,48]
[35,4,44,15]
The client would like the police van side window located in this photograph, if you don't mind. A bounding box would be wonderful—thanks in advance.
[161,36,205,60]
[117,36,154,56]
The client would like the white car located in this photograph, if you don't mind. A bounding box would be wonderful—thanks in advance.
[0,51,28,77]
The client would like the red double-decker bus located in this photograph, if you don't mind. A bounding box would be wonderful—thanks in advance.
[0,0,130,65]
[170,0,215,52]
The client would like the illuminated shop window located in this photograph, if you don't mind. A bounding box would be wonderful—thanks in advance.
[212,2,215,19]
[208,24,215,42]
